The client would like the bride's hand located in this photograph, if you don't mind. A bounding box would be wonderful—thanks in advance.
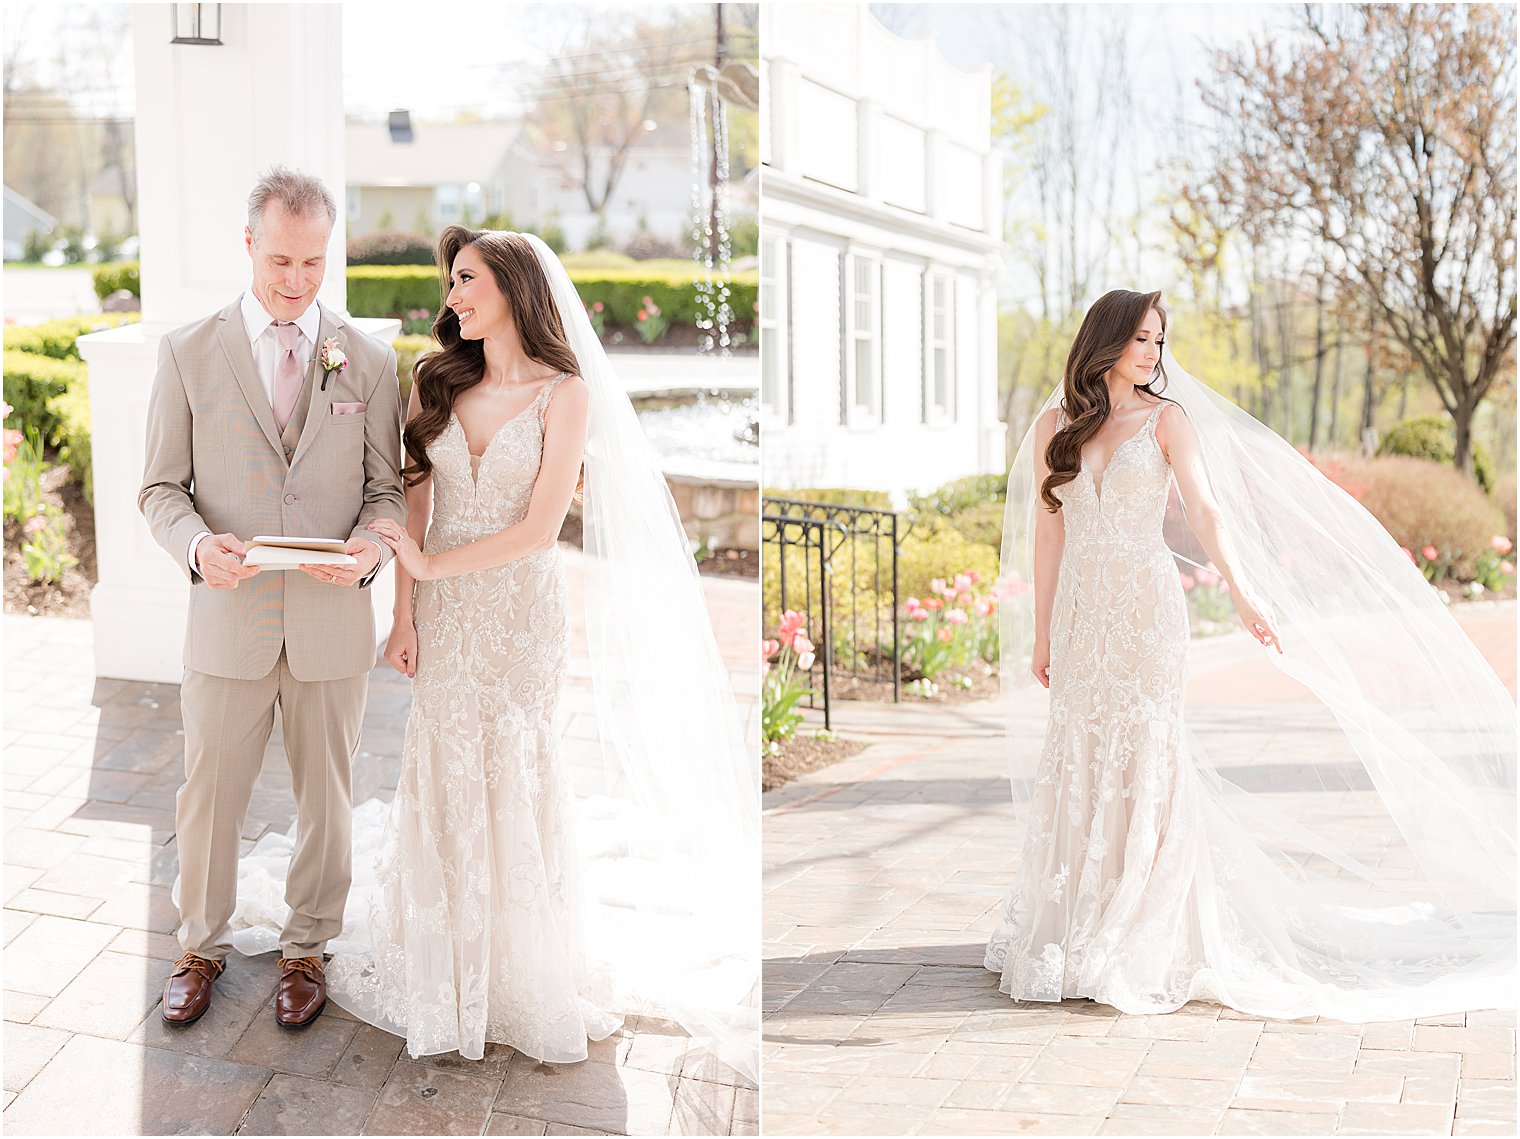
[1031,639,1051,688]
[366,519,434,580]
[384,619,418,678]
[1234,591,1283,654]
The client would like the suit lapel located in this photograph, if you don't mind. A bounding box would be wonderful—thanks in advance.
[216,299,287,459]
[290,304,339,469]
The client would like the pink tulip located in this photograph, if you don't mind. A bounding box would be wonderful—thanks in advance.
[797,650,816,670]
[23,515,47,536]
[975,599,994,617]
[784,608,808,644]
[1195,568,1218,587]
[910,610,929,622]
[1503,561,1515,575]
[762,638,779,661]
[1179,573,1196,590]
[924,598,944,610]
[904,596,921,609]
[930,577,947,597]
[936,628,954,643]
[946,609,968,625]
[1492,535,1513,555]
[967,570,981,584]
[1422,545,1439,561]
[953,573,972,592]
[794,634,815,657]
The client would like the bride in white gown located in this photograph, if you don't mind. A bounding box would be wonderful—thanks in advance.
[987,288,1515,1020]
[224,228,759,1078]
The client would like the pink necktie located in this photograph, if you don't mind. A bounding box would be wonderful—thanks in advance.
[273,322,303,432]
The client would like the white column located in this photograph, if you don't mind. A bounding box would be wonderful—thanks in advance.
[79,4,398,684]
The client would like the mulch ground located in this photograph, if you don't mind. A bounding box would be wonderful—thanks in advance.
[762,732,868,792]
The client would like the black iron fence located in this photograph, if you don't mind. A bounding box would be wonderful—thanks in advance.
[761,496,912,727]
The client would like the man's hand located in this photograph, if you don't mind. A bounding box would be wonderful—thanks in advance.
[198,533,261,590]
[298,537,381,587]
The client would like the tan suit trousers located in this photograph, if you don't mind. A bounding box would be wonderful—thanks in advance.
[176,649,367,960]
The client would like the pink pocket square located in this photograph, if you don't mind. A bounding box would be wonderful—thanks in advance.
[331,402,367,415]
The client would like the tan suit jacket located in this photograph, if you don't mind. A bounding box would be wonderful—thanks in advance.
[139,298,406,681]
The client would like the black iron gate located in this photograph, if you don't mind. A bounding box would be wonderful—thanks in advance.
[762,496,911,727]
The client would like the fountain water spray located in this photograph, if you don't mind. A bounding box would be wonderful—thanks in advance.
[689,73,734,356]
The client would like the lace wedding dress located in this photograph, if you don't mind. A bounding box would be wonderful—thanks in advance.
[230,373,622,1061]
[984,401,1511,1020]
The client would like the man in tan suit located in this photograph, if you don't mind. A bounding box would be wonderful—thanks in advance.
[139,167,406,1027]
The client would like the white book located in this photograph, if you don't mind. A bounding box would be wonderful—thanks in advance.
[242,535,357,570]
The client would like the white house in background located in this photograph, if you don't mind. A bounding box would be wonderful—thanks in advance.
[345,116,704,251]
[759,3,1004,498]
[533,119,696,250]
[344,117,551,237]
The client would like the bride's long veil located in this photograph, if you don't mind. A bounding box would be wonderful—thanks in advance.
[523,234,760,1077]
[997,342,1515,1016]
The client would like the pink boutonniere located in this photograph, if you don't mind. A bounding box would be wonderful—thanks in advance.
[319,336,348,390]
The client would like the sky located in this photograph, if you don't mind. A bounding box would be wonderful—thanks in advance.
[1,1,730,122]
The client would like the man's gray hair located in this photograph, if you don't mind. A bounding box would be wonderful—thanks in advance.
[247,166,337,240]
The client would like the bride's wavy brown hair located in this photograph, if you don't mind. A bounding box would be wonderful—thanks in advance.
[401,226,581,486]
[1040,288,1176,512]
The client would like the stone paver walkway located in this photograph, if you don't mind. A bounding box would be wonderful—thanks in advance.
[3,549,759,1137]
[762,604,1517,1136]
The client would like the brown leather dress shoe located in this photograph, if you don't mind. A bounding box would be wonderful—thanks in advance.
[162,952,224,1025]
[275,955,327,1026]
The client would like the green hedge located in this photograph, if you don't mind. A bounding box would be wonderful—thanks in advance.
[87,260,758,339]
[3,314,136,360]
[1378,414,1496,494]
[348,265,759,337]
[393,334,438,405]
[908,472,1007,518]
[46,381,93,500]
[91,262,141,301]
[4,350,86,442]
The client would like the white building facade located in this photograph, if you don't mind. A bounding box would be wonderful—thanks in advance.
[759,4,1004,498]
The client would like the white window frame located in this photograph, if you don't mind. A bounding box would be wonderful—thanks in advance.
[844,250,882,427]
[760,232,791,424]
[925,270,955,424]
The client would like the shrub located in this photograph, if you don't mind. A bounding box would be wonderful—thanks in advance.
[909,472,1008,518]
[47,381,93,501]
[393,334,438,406]
[347,266,443,320]
[347,230,437,266]
[943,499,1005,550]
[624,228,688,261]
[91,261,141,300]
[347,265,759,339]
[728,214,759,260]
[898,515,999,601]
[3,314,136,361]
[4,350,86,442]
[1377,414,1496,494]
[1497,472,1517,542]
[763,486,894,511]
[1342,455,1506,580]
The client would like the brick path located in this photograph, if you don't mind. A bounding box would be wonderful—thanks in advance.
[3,550,759,1136]
[762,604,1517,1136]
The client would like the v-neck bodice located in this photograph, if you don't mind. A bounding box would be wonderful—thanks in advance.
[424,375,569,552]
[1054,402,1172,542]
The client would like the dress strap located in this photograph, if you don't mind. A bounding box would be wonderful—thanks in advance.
[535,371,572,425]
[1142,401,1168,434]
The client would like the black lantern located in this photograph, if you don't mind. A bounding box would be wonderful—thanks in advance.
[170,4,222,46]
